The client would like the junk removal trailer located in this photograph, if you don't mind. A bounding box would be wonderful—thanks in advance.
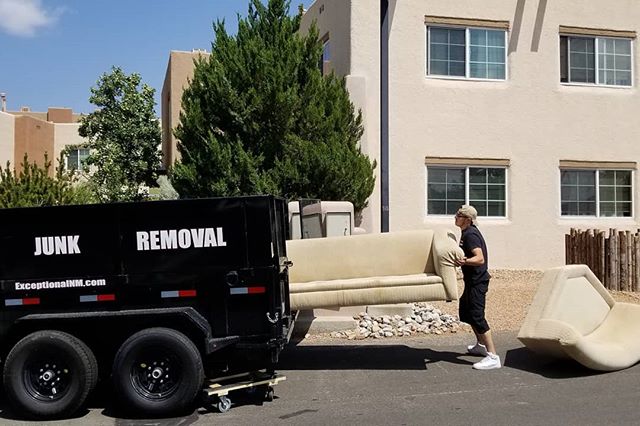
[0,195,292,419]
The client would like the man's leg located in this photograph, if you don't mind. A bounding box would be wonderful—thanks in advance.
[476,329,496,355]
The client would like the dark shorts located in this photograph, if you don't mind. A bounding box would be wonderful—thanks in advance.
[459,280,490,334]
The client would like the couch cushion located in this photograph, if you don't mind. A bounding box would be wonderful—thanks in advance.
[290,273,443,294]
[287,230,434,283]
[290,284,448,311]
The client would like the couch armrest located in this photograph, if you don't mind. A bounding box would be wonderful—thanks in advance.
[432,229,464,301]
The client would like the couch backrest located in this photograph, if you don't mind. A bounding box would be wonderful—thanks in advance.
[520,264,615,337]
[286,230,435,283]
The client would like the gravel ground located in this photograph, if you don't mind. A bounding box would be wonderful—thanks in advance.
[431,269,640,332]
[304,269,640,341]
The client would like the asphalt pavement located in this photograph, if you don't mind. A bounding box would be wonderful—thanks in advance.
[1,330,639,425]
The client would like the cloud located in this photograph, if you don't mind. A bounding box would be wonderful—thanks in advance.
[0,0,62,37]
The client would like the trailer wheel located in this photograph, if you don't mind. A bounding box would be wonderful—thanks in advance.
[112,327,204,416]
[2,330,98,419]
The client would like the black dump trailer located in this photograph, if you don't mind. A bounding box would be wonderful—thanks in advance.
[0,195,292,419]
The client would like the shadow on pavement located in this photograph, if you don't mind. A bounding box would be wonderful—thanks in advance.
[504,347,603,378]
[279,344,474,370]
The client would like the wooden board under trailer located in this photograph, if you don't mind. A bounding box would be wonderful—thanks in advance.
[203,370,287,413]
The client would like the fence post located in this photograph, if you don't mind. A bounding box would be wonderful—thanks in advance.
[635,232,640,292]
[611,229,618,291]
[598,231,606,284]
[625,231,635,291]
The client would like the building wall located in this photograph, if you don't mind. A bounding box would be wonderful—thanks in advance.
[0,108,84,175]
[14,115,55,173]
[54,123,84,164]
[303,0,640,269]
[301,0,381,232]
[161,50,210,169]
[0,112,15,168]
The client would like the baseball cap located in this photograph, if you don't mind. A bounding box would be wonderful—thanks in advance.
[457,205,478,225]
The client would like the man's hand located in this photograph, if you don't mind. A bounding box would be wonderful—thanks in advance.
[455,257,467,266]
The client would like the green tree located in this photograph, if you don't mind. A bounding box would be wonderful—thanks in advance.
[0,154,95,208]
[79,66,161,202]
[171,0,375,211]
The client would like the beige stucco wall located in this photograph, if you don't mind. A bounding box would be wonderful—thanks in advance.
[303,0,640,269]
[54,123,85,166]
[0,112,15,168]
[302,0,381,232]
[161,50,210,169]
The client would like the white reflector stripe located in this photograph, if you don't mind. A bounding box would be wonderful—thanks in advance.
[5,298,40,306]
[80,294,116,302]
[230,287,266,295]
[160,290,197,299]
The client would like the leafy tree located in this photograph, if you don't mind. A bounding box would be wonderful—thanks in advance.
[171,0,375,211]
[79,66,161,202]
[0,154,95,208]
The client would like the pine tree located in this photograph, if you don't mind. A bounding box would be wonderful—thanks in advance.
[0,154,94,208]
[171,0,375,212]
[79,66,162,202]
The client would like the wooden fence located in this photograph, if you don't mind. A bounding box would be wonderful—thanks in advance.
[565,228,640,292]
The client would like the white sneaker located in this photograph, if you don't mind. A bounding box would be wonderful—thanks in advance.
[467,342,489,357]
[473,353,501,370]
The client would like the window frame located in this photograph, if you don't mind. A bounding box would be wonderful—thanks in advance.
[560,34,634,88]
[425,164,509,219]
[65,147,90,172]
[426,25,509,81]
[559,168,635,218]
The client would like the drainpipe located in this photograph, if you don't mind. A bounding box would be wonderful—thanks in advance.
[380,0,389,232]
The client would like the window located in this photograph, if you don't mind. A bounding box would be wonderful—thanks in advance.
[427,26,507,80]
[319,35,330,76]
[561,169,632,217]
[427,166,507,216]
[560,35,632,86]
[66,148,90,171]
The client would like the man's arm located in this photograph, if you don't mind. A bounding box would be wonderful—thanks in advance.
[454,247,484,266]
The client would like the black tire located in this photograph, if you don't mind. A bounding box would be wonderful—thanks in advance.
[112,327,204,417]
[2,330,98,419]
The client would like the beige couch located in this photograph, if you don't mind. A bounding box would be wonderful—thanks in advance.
[518,264,640,371]
[286,229,463,311]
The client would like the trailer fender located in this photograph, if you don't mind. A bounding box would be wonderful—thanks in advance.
[13,307,239,355]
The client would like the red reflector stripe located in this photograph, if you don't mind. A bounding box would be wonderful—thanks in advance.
[247,287,266,294]
[23,298,40,305]
[97,294,116,302]
[178,290,197,298]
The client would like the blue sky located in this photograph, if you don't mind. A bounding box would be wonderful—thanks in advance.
[0,0,312,114]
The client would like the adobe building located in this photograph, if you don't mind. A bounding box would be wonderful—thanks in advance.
[0,100,86,175]
[161,49,210,170]
[300,0,640,269]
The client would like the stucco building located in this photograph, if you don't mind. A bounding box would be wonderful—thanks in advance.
[300,0,640,269]
[0,105,87,175]
[161,50,210,170]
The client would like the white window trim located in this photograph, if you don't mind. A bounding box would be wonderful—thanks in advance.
[425,164,509,219]
[559,168,635,218]
[64,147,90,172]
[426,25,509,82]
[561,35,634,88]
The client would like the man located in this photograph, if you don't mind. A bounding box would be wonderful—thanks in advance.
[454,205,501,370]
